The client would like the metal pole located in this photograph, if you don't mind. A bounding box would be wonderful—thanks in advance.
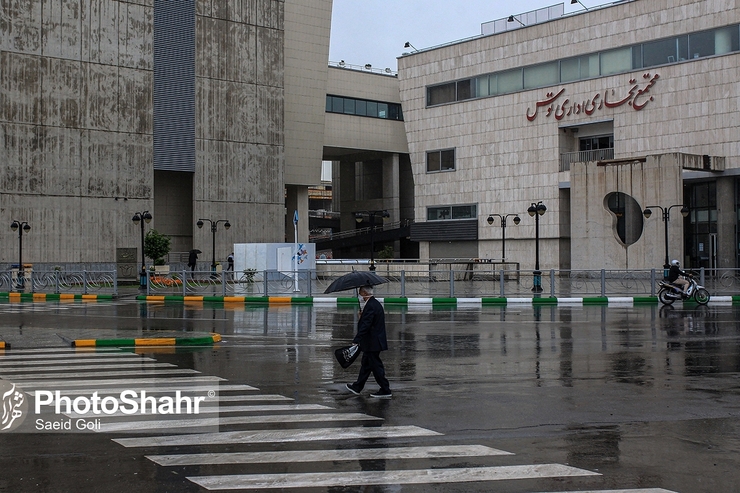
[532,212,542,292]
[501,218,506,260]
[662,208,670,270]
[369,213,376,271]
[18,227,23,290]
[140,220,146,284]
[211,223,217,271]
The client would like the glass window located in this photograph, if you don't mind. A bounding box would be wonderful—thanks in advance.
[690,30,716,58]
[440,149,455,171]
[377,103,388,118]
[325,95,332,112]
[355,99,367,116]
[427,83,456,106]
[427,149,455,173]
[428,206,452,221]
[457,79,474,101]
[476,75,490,97]
[524,62,558,89]
[388,104,399,120]
[560,57,580,82]
[367,101,378,117]
[452,205,476,219]
[581,54,600,78]
[344,99,355,115]
[643,38,678,67]
[600,47,633,75]
[497,68,522,94]
[331,96,344,113]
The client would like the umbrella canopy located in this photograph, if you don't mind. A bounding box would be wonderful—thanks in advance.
[190,249,202,254]
[324,271,388,294]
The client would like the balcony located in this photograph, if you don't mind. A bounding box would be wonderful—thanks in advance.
[560,148,615,172]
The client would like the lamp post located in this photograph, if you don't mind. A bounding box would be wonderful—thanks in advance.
[642,204,689,274]
[354,210,390,271]
[132,211,152,287]
[486,213,521,261]
[527,202,547,292]
[197,218,231,272]
[10,220,31,290]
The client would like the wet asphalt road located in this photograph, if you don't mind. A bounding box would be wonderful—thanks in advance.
[0,300,738,492]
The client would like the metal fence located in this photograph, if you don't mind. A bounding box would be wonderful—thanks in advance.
[141,267,740,298]
[0,269,118,295]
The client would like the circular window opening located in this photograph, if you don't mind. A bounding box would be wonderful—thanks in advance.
[605,192,643,246]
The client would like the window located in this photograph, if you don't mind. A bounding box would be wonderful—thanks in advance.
[325,95,403,120]
[426,149,455,173]
[426,23,740,107]
[427,83,456,106]
[427,204,477,221]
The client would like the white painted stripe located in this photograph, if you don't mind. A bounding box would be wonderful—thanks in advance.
[407,298,433,304]
[100,412,380,433]
[216,394,291,402]
[0,362,175,373]
[0,357,157,367]
[7,368,199,380]
[113,425,441,448]
[67,403,331,418]
[27,384,255,396]
[187,463,599,490]
[148,444,511,466]
[312,297,337,304]
[0,352,142,361]
[10,376,225,388]
[456,298,482,304]
[711,296,733,304]
[507,297,533,303]
[557,297,584,304]
[608,297,635,304]
[530,490,677,493]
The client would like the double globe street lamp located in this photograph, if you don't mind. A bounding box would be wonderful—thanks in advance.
[642,204,689,274]
[527,202,547,292]
[132,211,153,287]
[197,218,231,272]
[486,213,521,261]
[10,220,31,290]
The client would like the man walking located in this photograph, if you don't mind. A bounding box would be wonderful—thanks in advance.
[345,285,392,398]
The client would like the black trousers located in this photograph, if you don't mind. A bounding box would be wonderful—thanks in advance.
[353,351,390,392]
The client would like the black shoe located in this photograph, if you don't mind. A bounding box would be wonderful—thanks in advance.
[370,389,392,399]
[345,383,361,395]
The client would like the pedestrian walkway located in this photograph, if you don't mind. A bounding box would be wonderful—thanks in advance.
[0,348,679,492]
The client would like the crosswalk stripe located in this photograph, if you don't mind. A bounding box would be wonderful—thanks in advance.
[0,357,157,367]
[0,352,142,361]
[215,394,292,402]
[9,376,225,388]
[113,425,441,448]
[0,362,175,373]
[147,444,511,466]
[187,464,600,490]
[99,412,382,433]
[529,490,677,493]
[26,384,257,396]
[66,403,332,419]
[5,368,199,380]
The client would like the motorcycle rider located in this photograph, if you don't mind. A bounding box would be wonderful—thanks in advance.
[668,259,690,295]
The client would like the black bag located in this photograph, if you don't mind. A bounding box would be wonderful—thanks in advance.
[334,344,360,369]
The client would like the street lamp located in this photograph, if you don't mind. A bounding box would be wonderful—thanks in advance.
[486,213,521,261]
[527,202,547,292]
[10,220,31,290]
[197,218,231,272]
[354,210,390,271]
[132,211,152,287]
[642,204,689,274]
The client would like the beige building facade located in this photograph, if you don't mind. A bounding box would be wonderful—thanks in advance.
[399,0,740,271]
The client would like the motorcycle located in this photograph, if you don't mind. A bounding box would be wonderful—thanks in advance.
[657,274,710,305]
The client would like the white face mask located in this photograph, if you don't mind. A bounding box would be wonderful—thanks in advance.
[358,295,367,310]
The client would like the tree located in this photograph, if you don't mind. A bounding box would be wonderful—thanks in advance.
[144,229,171,265]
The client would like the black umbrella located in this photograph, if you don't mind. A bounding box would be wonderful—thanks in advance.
[324,271,388,294]
[190,249,202,254]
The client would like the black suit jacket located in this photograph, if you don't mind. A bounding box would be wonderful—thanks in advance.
[353,296,388,352]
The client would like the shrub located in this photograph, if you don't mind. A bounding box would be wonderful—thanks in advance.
[144,229,171,266]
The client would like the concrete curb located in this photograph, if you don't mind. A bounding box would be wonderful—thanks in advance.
[71,333,222,348]
[135,295,740,306]
[0,292,115,301]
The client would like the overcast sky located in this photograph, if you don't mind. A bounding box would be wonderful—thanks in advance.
[329,0,613,71]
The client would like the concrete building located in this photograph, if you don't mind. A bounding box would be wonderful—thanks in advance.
[3,0,740,277]
[399,0,740,271]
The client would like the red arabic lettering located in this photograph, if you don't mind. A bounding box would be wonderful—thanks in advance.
[526,88,566,121]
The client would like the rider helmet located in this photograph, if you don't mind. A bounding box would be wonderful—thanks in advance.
[670,259,680,267]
